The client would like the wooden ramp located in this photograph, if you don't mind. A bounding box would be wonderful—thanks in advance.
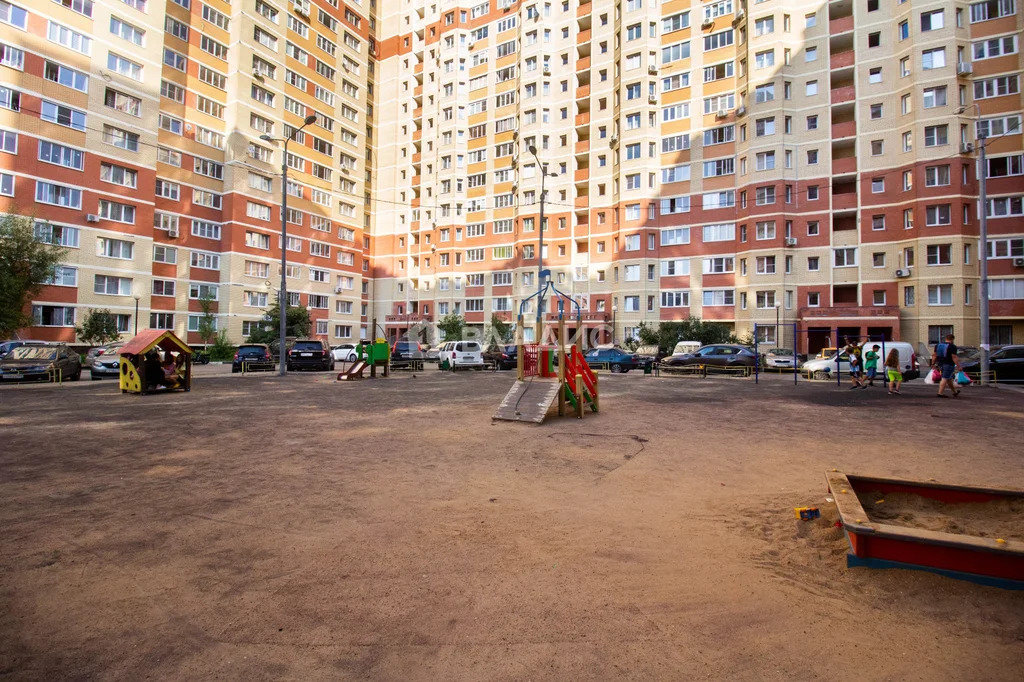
[493,380,560,423]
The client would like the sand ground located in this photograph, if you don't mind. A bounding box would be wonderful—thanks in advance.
[1,370,1022,680]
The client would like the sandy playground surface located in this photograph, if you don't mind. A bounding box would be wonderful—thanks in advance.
[1,370,1022,680]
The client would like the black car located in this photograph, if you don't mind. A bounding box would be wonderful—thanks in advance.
[961,345,1024,383]
[0,343,81,382]
[583,348,649,373]
[391,340,426,362]
[661,344,758,369]
[232,344,276,373]
[483,344,518,370]
[286,339,335,371]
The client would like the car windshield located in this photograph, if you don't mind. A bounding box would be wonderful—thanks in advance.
[768,348,793,356]
[238,346,266,354]
[293,342,322,350]
[10,347,57,361]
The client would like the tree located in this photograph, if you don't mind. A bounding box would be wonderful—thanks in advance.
[75,309,121,346]
[635,317,743,356]
[436,313,465,342]
[486,314,514,345]
[246,302,311,345]
[0,214,67,339]
[196,291,218,347]
[207,330,236,362]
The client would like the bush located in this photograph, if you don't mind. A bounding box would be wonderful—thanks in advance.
[208,331,236,362]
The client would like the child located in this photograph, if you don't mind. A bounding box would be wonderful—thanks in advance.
[885,348,903,395]
[864,344,880,387]
[846,342,865,389]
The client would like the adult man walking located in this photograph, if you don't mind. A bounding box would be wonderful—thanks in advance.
[932,333,962,398]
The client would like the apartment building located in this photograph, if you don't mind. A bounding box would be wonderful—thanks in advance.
[374,0,1023,353]
[1,0,376,347]
[3,0,1022,354]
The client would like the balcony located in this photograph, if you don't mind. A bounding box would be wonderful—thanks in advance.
[577,55,591,71]
[831,192,857,211]
[575,112,590,127]
[830,85,856,105]
[574,168,589,182]
[576,84,591,99]
[799,306,899,321]
[411,174,421,185]
[411,152,421,164]
[577,0,591,18]
[385,313,433,324]
[546,312,609,322]
[830,50,854,70]
[575,139,590,154]
[832,156,857,174]
[577,28,591,44]
[831,121,856,139]
[829,15,854,34]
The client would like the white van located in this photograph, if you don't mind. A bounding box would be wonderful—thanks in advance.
[802,341,919,381]
[442,341,484,370]
[671,340,702,356]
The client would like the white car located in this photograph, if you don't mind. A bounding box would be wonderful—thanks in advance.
[802,341,919,381]
[438,341,484,370]
[331,343,357,362]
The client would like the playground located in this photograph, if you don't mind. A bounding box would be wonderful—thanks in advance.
[1,371,1022,679]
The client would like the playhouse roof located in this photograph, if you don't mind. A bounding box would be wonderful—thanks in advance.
[119,329,193,357]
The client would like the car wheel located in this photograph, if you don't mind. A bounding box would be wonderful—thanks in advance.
[610,363,623,373]
[813,370,829,380]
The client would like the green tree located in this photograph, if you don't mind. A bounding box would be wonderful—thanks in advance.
[0,215,67,338]
[75,309,121,346]
[635,317,743,356]
[207,330,236,362]
[246,302,311,344]
[436,313,465,342]
[486,314,514,344]
[196,291,218,347]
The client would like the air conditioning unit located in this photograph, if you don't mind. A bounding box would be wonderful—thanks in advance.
[86,214,99,223]
[957,62,973,75]
[648,65,658,75]
[292,0,309,17]
[785,237,797,247]
[960,143,974,154]
[702,19,714,29]
[895,269,910,278]
[734,8,745,22]
[252,69,264,81]
[167,226,180,239]
[716,109,729,118]
[609,135,618,147]
[335,286,345,293]
[648,95,658,104]
[736,106,747,117]
[1013,257,1024,268]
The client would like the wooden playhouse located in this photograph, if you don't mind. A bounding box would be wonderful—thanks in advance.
[118,329,194,394]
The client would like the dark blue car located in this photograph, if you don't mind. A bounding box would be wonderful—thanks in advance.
[582,348,650,373]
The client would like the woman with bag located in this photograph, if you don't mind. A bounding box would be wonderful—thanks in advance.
[885,348,903,395]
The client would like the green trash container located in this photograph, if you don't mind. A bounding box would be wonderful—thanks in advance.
[643,362,653,375]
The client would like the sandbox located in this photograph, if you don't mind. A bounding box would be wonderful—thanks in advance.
[826,472,1024,589]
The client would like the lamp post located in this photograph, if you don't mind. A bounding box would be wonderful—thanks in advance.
[133,295,139,335]
[261,113,318,376]
[775,302,781,348]
[527,145,558,342]
[611,303,618,346]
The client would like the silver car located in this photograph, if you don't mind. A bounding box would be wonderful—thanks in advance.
[88,342,124,379]
[763,348,801,369]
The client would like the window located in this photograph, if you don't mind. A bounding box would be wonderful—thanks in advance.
[34,222,79,247]
[924,125,948,147]
[975,76,1020,100]
[921,9,944,31]
[702,223,735,242]
[755,221,776,240]
[96,237,134,260]
[974,35,1018,60]
[923,86,947,109]
[926,204,952,226]
[0,1,28,29]
[922,48,946,70]
[34,305,75,327]
[35,181,81,208]
[926,244,953,266]
[94,274,132,296]
[926,165,952,186]
[834,248,857,268]
[100,163,136,188]
[970,0,1016,23]
[702,290,735,307]
[38,140,83,171]
[928,284,953,306]
[48,21,92,54]
[989,279,1024,300]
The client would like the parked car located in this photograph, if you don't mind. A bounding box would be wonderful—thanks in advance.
[763,348,802,370]
[0,340,30,359]
[661,344,758,369]
[483,344,518,370]
[802,341,918,381]
[439,341,484,370]
[0,343,81,382]
[583,347,649,373]
[233,344,276,373]
[426,345,443,363]
[286,339,334,371]
[391,340,426,363]
[671,340,702,356]
[86,341,124,369]
[331,343,358,362]
[633,344,666,362]
[961,345,1024,383]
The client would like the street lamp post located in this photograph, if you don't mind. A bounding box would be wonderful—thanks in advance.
[978,131,990,385]
[775,302,781,348]
[133,296,139,335]
[527,145,558,342]
[261,114,318,376]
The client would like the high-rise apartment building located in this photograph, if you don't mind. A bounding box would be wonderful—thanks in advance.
[1,0,375,346]
[3,0,1023,354]
[374,0,1022,353]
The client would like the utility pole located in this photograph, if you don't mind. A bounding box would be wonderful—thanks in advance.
[528,145,553,343]
[262,114,318,376]
[978,132,990,385]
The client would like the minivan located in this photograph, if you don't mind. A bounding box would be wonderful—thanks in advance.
[440,341,484,370]
[802,341,918,381]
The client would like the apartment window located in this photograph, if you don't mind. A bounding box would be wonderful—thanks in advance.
[926,165,952,186]
[834,248,857,267]
[928,284,953,306]
[923,86,947,109]
[807,257,820,272]
[924,125,948,147]
[926,205,952,226]
[921,9,945,31]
